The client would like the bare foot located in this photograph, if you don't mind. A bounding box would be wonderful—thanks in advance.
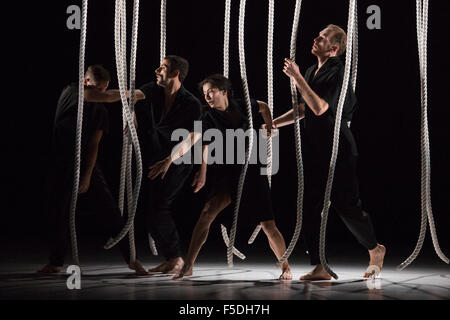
[300,265,332,281]
[364,244,386,278]
[172,264,193,280]
[37,264,62,274]
[149,257,184,274]
[129,260,148,276]
[279,262,293,280]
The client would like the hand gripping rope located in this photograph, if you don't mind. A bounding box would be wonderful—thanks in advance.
[104,0,143,262]
[220,0,246,262]
[69,0,88,268]
[276,0,305,266]
[318,0,358,280]
[247,0,275,245]
[397,0,449,270]
[226,0,255,268]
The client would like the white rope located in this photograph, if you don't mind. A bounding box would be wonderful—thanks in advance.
[226,0,254,268]
[219,0,245,260]
[248,0,275,245]
[223,0,232,77]
[220,224,246,259]
[318,0,357,280]
[69,0,88,267]
[105,0,143,256]
[351,0,358,93]
[277,0,304,265]
[149,0,168,256]
[160,0,167,63]
[397,0,449,270]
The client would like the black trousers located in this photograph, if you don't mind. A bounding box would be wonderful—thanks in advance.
[303,154,378,265]
[46,164,131,266]
[145,163,192,260]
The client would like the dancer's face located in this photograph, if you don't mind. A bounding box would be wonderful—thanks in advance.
[155,59,174,87]
[84,72,109,92]
[311,28,337,58]
[202,82,228,108]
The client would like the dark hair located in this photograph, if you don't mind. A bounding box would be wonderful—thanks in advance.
[86,64,111,83]
[164,55,189,83]
[198,74,234,99]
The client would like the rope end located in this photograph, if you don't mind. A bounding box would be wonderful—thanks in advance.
[104,238,115,250]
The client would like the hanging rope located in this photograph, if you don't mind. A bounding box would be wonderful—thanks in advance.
[147,0,170,257]
[351,0,358,93]
[126,0,141,264]
[226,0,254,268]
[160,0,167,63]
[248,0,275,245]
[104,0,143,256]
[220,225,247,260]
[276,0,304,266]
[223,0,232,77]
[69,0,88,267]
[220,0,245,260]
[221,225,246,259]
[397,0,449,270]
[318,0,358,280]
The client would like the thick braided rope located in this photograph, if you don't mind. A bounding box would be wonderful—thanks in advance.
[277,0,304,265]
[125,0,142,264]
[221,224,246,259]
[114,0,134,258]
[420,0,448,266]
[117,0,128,215]
[105,0,143,251]
[69,0,88,267]
[160,0,167,63]
[223,0,232,77]
[347,0,358,129]
[227,0,254,268]
[148,0,169,257]
[318,0,357,280]
[117,0,128,214]
[220,0,246,256]
[248,0,275,245]
[418,0,448,265]
[398,0,449,270]
[397,0,428,270]
[149,0,167,255]
[351,0,358,93]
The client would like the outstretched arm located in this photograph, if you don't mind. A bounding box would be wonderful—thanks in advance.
[147,132,202,180]
[84,88,146,103]
[272,103,305,128]
[257,100,277,133]
[283,58,329,116]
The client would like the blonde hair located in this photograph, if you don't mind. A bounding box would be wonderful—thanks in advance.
[326,24,347,56]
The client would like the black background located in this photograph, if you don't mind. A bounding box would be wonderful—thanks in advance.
[2,0,449,265]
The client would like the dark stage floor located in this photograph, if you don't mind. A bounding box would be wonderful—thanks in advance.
[0,235,448,301]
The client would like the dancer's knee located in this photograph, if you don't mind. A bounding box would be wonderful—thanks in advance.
[261,220,278,238]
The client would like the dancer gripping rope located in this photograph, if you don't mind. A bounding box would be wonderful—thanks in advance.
[274,25,386,280]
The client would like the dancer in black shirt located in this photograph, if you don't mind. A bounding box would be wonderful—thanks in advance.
[38,65,146,275]
[148,74,292,280]
[274,25,385,280]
